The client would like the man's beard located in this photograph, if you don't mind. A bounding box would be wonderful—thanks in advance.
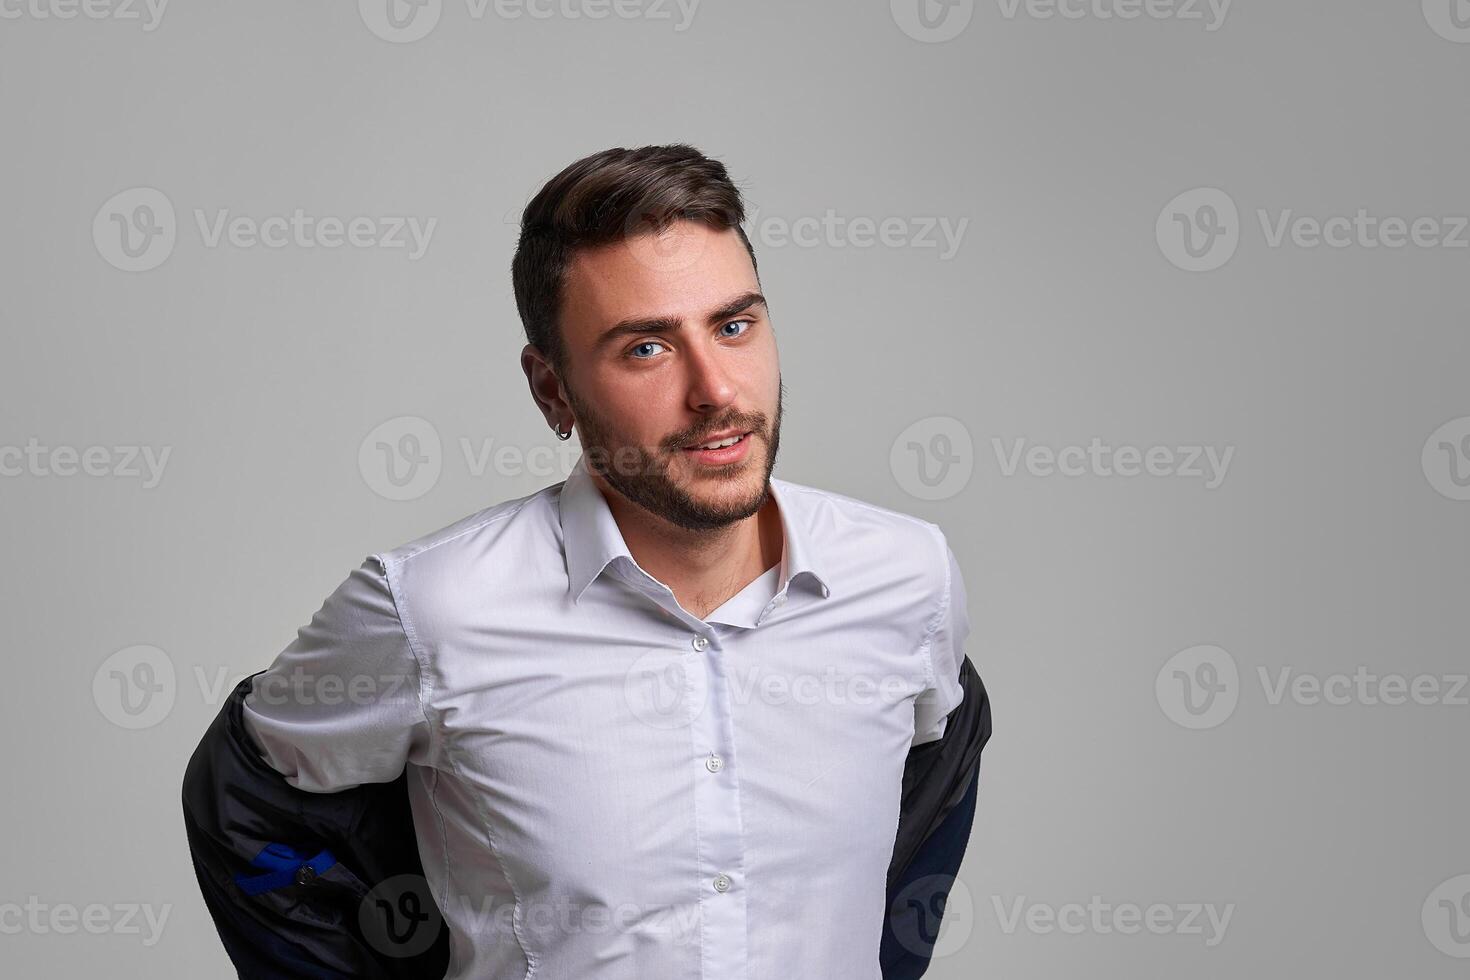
[565,379,784,532]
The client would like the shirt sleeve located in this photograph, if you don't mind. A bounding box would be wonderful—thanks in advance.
[912,536,970,747]
[241,555,434,793]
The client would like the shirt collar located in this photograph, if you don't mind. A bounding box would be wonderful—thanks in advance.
[559,454,832,606]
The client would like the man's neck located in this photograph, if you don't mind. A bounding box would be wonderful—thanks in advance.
[593,479,784,620]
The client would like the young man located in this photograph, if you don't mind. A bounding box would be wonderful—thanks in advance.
[183,144,990,979]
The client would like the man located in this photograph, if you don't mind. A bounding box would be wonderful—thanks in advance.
[183,144,991,979]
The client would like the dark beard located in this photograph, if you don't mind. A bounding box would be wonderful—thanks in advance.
[566,380,784,532]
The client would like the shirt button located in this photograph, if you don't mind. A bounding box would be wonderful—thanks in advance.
[295,865,317,886]
[705,753,724,773]
[692,635,708,652]
[713,873,731,893]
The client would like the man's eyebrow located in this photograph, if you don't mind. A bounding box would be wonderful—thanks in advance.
[594,291,768,350]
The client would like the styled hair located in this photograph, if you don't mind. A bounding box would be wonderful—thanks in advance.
[512,144,758,372]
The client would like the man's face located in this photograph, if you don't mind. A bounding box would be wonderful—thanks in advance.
[555,220,782,531]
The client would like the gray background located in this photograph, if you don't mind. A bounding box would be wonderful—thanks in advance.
[3,0,1468,976]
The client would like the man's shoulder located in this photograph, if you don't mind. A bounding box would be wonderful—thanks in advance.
[773,474,949,567]
[775,474,943,532]
[373,478,566,573]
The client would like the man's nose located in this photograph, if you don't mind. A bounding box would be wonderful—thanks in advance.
[683,341,738,414]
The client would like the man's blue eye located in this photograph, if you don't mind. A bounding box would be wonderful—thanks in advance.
[630,341,665,359]
[721,320,751,338]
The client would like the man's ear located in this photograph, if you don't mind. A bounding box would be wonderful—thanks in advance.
[521,343,571,431]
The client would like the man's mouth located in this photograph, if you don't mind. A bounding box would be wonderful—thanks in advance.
[683,429,752,452]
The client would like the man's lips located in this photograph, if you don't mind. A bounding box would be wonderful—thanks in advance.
[681,429,753,451]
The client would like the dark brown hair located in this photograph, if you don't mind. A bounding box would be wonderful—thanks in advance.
[512,144,758,372]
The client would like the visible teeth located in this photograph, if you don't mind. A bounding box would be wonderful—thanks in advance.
[695,434,743,450]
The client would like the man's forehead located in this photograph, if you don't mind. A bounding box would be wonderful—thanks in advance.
[562,224,757,321]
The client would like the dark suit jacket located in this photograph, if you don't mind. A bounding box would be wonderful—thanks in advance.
[182,657,991,978]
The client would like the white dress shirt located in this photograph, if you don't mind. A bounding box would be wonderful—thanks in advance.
[243,454,970,980]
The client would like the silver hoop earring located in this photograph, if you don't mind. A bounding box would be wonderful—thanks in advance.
[554,424,572,441]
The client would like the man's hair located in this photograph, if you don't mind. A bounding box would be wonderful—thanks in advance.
[511,144,758,373]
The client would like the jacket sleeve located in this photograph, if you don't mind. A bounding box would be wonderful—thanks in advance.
[881,538,992,979]
[180,558,449,979]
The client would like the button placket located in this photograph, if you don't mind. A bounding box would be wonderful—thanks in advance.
[686,629,748,963]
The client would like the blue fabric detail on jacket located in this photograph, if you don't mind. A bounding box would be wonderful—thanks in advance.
[234,842,339,897]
